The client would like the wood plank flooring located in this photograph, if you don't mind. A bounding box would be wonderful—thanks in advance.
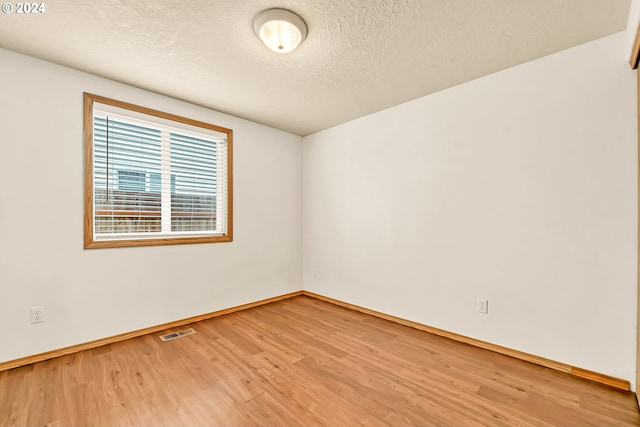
[0,296,638,426]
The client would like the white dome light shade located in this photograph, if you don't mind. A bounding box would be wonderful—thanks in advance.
[253,8,308,54]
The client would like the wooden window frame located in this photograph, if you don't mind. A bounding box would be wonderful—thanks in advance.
[630,21,640,407]
[83,92,233,249]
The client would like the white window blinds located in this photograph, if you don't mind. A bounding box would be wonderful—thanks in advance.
[91,102,229,242]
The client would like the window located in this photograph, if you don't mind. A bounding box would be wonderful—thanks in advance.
[84,93,233,248]
[118,170,147,192]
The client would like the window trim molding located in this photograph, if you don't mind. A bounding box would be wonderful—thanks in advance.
[83,92,233,249]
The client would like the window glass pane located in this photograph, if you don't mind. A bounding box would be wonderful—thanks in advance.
[94,116,162,234]
[170,132,217,232]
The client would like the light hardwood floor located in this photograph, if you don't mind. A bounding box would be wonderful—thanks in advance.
[1,296,638,426]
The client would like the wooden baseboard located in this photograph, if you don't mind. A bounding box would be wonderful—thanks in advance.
[301,291,631,392]
[1,289,631,392]
[0,291,303,372]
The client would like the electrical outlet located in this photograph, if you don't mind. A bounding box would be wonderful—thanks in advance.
[476,298,488,314]
[31,306,44,324]
[312,268,318,278]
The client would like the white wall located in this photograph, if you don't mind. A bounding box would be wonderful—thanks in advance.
[303,31,638,386]
[0,48,302,363]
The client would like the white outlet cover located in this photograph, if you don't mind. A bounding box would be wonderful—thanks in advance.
[30,306,44,323]
[476,298,488,314]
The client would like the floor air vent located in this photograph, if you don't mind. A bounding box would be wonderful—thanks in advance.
[159,328,196,342]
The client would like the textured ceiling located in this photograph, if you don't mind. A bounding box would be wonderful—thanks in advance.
[0,0,632,135]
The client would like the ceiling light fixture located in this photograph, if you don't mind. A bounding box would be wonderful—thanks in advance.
[253,8,308,54]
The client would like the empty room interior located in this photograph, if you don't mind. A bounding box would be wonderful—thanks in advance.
[3,0,640,425]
